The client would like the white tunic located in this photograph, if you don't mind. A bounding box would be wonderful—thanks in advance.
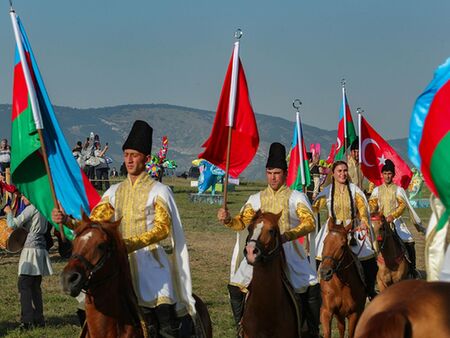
[370,185,422,242]
[103,177,196,316]
[230,190,318,294]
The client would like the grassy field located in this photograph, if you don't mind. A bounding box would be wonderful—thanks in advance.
[0,177,431,337]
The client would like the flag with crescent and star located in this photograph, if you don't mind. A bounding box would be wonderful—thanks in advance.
[360,115,412,189]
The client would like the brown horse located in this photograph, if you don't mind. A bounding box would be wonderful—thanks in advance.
[319,218,366,338]
[371,213,408,292]
[355,279,450,338]
[61,213,212,338]
[242,211,299,338]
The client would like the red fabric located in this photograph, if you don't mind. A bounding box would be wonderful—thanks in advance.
[360,116,412,189]
[326,144,337,164]
[199,53,259,178]
[0,181,17,193]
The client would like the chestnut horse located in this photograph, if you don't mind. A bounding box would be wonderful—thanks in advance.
[371,213,408,292]
[355,279,450,338]
[242,211,300,338]
[319,218,366,338]
[61,213,212,338]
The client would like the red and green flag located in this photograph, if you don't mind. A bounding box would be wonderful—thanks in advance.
[409,57,450,230]
[334,87,357,161]
[10,10,100,240]
[287,112,311,191]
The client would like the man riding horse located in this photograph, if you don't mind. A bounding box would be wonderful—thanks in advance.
[368,159,425,278]
[217,142,321,338]
[53,120,196,337]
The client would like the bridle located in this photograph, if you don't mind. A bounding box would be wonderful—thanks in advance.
[245,226,282,264]
[321,230,354,275]
[70,224,118,291]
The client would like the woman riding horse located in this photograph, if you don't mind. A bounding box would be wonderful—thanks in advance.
[313,160,378,300]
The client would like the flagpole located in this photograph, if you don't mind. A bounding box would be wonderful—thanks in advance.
[10,9,66,241]
[357,108,363,164]
[222,29,242,209]
[341,79,347,158]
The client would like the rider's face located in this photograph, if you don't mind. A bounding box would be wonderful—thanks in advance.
[333,164,348,184]
[123,150,149,176]
[266,168,286,191]
[382,171,394,185]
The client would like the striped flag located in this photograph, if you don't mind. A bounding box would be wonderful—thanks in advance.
[409,57,450,231]
[10,10,100,239]
[335,87,357,161]
[287,112,311,191]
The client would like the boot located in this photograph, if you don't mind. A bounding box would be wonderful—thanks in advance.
[361,258,378,300]
[405,242,420,279]
[155,304,180,338]
[297,284,321,338]
[227,284,245,336]
[76,309,86,327]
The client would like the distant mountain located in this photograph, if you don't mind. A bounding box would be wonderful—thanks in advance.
[0,104,410,180]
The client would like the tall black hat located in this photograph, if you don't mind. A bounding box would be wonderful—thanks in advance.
[266,142,287,170]
[350,137,359,151]
[381,159,395,174]
[122,120,153,155]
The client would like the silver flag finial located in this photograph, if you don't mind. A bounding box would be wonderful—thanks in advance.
[341,78,346,88]
[293,99,302,112]
[234,29,243,40]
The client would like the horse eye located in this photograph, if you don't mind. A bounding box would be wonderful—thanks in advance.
[269,229,276,236]
[97,243,107,251]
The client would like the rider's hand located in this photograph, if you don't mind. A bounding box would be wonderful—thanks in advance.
[3,205,11,214]
[386,215,394,223]
[217,207,231,224]
[51,201,68,225]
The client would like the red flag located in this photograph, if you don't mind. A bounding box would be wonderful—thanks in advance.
[360,116,412,189]
[198,49,259,178]
[326,144,337,164]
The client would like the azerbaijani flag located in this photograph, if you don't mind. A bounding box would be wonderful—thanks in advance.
[409,57,450,230]
[287,112,311,191]
[335,87,357,161]
[10,10,100,239]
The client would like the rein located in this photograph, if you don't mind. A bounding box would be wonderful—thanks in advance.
[321,229,356,276]
[70,225,118,292]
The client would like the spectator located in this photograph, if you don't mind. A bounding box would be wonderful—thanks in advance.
[82,133,96,180]
[94,142,110,190]
[0,139,11,174]
[4,196,53,330]
[110,167,118,178]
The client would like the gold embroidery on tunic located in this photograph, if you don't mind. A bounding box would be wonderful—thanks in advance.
[260,185,292,233]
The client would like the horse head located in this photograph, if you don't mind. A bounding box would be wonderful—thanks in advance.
[61,210,124,297]
[244,210,283,265]
[319,217,352,281]
[370,211,395,251]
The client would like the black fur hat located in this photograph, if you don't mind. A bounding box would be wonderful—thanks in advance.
[122,120,153,155]
[266,142,287,170]
[381,159,395,174]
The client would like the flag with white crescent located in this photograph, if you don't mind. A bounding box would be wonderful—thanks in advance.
[360,115,412,189]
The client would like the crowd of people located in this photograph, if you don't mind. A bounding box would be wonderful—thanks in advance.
[72,132,113,190]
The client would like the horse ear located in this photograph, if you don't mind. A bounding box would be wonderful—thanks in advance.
[274,211,282,223]
[344,220,353,233]
[81,208,90,223]
[327,216,335,231]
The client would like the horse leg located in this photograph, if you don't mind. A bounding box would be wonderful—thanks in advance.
[347,312,359,338]
[193,294,213,338]
[320,308,333,338]
[336,314,346,338]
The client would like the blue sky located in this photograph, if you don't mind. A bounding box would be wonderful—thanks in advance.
[0,0,449,138]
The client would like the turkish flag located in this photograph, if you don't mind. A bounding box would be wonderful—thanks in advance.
[360,116,412,189]
[198,47,259,178]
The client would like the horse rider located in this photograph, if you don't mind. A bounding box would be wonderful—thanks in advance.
[52,120,196,338]
[217,142,321,338]
[368,159,425,278]
[313,160,378,300]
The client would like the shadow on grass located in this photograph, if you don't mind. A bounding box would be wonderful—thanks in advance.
[0,314,80,336]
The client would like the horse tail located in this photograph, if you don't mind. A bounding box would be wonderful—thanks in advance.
[356,311,412,338]
[193,294,213,338]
